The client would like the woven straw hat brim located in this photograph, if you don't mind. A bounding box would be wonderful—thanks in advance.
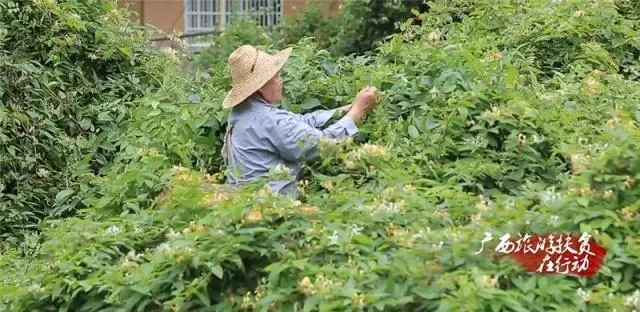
[223,47,293,109]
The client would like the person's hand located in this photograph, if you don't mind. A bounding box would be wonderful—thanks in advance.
[340,104,353,112]
[348,86,379,122]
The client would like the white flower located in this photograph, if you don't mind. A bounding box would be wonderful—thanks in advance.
[411,230,426,241]
[539,187,562,204]
[328,231,340,245]
[36,168,50,178]
[550,215,560,225]
[28,283,43,293]
[105,225,120,235]
[270,163,293,177]
[532,134,545,143]
[350,225,363,236]
[378,200,401,213]
[156,243,175,255]
[576,288,592,303]
[361,144,390,157]
[166,229,181,239]
[626,290,640,307]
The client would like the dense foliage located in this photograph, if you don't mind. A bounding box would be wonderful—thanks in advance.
[194,0,431,67]
[326,0,430,56]
[0,0,170,242]
[2,0,640,311]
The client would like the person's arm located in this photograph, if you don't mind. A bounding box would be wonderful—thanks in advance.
[298,105,353,129]
[262,86,377,162]
[261,112,358,163]
[300,109,339,128]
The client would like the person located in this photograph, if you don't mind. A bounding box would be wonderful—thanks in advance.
[221,45,379,197]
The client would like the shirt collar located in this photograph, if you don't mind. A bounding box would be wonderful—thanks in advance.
[246,95,281,108]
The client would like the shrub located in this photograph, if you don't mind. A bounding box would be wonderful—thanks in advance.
[0,0,176,242]
[2,0,640,311]
[277,0,430,56]
[190,19,274,73]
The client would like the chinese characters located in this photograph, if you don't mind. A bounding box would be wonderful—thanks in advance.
[475,232,607,276]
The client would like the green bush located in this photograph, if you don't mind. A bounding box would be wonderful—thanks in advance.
[278,0,430,56]
[190,19,274,73]
[2,0,640,311]
[0,0,173,242]
[277,0,342,52]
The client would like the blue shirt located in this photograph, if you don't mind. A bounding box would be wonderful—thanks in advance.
[224,95,359,196]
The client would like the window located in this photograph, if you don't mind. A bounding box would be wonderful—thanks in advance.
[184,0,282,47]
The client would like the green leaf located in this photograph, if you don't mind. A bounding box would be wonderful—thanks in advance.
[302,98,322,110]
[408,125,420,138]
[78,118,93,130]
[412,287,440,299]
[577,198,589,207]
[352,234,374,245]
[55,189,75,204]
[196,290,211,306]
[457,106,468,118]
[208,263,224,279]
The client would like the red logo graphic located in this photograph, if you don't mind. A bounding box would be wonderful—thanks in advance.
[475,232,607,276]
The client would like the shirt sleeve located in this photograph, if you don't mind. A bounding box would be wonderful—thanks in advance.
[301,109,338,128]
[261,111,358,163]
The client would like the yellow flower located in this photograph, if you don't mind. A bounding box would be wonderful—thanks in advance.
[517,133,527,145]
[402,184,416,193]
[361,143,390,157]
[241,291,253,309]
[584,78,598,94]
[434,210,449,218]
[298,205,319,215]
[487,51,502,62]
[246,207,263,223]
[620,207,634,221]
[189,221,205,232]
[344,159,357,170]
[341,137,354,145]
[320,179,335,191]
[352,293,366,308]
[258,185,279,199]
[425,29,441,44]
[607,117,620,127]
[171,165,189,175]
[574,10,585,17]
[624,176,634,188]
[121,258,136,270]
[318,137,339,149]
[471,213,483,224]
[298,276,317,295]
[481,275,499,288]
[482,107,503,118]
[176,247,194,263]
[570,154,591,175]
[314,274,342,294]
[603,190,613,199]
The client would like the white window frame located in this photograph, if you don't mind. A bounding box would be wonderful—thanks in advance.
[184,0,283,48]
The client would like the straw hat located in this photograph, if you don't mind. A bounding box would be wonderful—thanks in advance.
[223,45,293,109]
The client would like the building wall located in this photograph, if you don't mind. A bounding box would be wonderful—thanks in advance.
[118,0,319,35]
[117,0,184,33]
[282,0,308,16]
[144,0,186,33]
